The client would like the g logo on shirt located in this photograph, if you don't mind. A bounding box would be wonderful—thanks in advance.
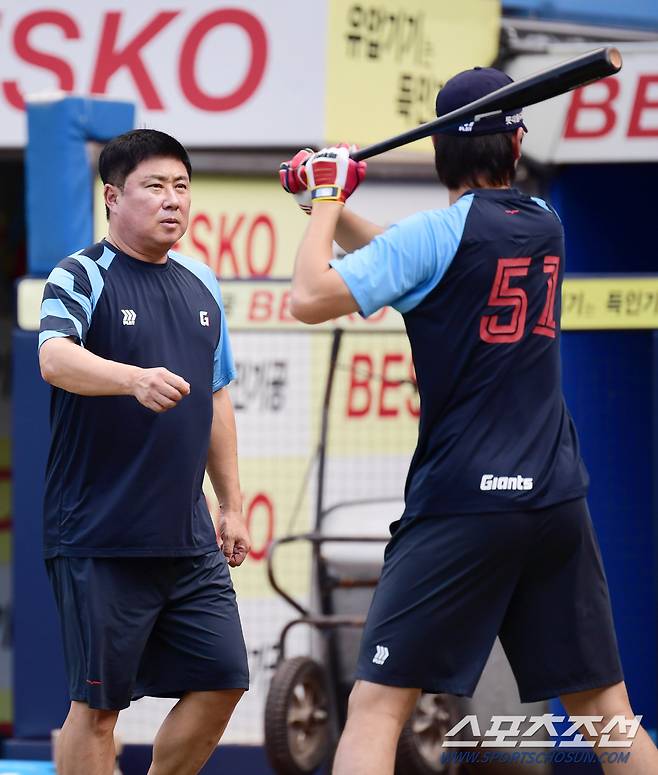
[199,311,209,327]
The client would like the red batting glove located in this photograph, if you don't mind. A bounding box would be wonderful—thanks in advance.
[306,145,367,205]
[279,148,313,214]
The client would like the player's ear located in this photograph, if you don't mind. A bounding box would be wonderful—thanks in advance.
[104,183,120,212]
[511,128,524,162]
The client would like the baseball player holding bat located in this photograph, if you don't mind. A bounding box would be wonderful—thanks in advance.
[279,67,658,774]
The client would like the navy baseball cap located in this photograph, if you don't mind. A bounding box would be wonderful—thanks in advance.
[435,67,527,136]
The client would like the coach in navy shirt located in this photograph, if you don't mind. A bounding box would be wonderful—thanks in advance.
[39,129,249,775]
[279,68,658,774]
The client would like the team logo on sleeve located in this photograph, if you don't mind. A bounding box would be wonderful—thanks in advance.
[121,309,136,326]
[372,645,390,665]
[199,311,209,326]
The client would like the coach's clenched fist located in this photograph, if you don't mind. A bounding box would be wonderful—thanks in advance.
[131,366,190,412]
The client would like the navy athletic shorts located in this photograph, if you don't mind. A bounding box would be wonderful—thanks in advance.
[355,498,623,702]
[46,550,249,710]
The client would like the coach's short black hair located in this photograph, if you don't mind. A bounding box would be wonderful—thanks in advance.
[99,128,192,188]
[433,132,516,191]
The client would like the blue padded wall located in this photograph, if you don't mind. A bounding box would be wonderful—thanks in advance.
[13,96,134,737]
[26,96,133,275]
[12,330,68,736]
[550,165,658,275]
[561,330,657,732]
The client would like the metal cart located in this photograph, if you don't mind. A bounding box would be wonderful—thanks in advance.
[263,330,461,775]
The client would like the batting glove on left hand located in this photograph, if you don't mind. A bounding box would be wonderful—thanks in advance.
[279,148,313,214]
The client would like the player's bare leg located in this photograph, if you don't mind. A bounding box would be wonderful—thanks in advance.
[55,701,119,775]
[560,681,658,774]
[332,680,420,775]
[148,688,244,775]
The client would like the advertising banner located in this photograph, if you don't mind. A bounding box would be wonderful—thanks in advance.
[507,47,658,163]
[18,276,658,334]
[93,174,309,279]
[0,0,326,147]
[325,0,501,150]
[3,0,500,149]
[93,175,448,278]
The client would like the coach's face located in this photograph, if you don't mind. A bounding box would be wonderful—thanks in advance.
[105,156,191,256]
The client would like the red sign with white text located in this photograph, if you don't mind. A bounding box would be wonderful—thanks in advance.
[507,50,658,163]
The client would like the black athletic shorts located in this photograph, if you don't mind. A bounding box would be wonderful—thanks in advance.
[355,498,623,702]
[46,550,249,710]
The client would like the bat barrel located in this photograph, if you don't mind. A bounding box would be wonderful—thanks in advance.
[351,46,622,162]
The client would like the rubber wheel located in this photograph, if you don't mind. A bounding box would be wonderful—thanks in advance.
[265,657,331,774]
[395,693,461,775]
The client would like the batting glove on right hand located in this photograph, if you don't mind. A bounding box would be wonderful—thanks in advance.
[279,148,313,214]
[306,145,367,205]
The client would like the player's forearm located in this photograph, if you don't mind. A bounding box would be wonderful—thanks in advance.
[295,201,342,289]
[207,388,243,515]
[39,337,139,396]
[291,202,346,322]
[335,208,384,253]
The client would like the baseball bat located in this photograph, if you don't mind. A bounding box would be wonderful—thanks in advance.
[351,46,622,162]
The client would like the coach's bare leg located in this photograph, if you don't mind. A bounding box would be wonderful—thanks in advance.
[333,680,420,775]
[55,701,119,775]
[561,681,658,774]
[148,689,244,775]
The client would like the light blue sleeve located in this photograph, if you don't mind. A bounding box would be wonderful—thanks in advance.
[38,250,113,348]
[169,251,236,391]
[329,194,473,317]
[213,282,236,392]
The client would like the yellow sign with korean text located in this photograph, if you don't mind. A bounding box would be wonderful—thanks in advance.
[325,0,501,151]
[17,275,658,333]
[221,277,658,332]
[94,176,307,279]
[562,277,658,330]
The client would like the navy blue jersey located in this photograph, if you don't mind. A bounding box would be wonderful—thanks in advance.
[39,240,235,557]
[331,188,589,516]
